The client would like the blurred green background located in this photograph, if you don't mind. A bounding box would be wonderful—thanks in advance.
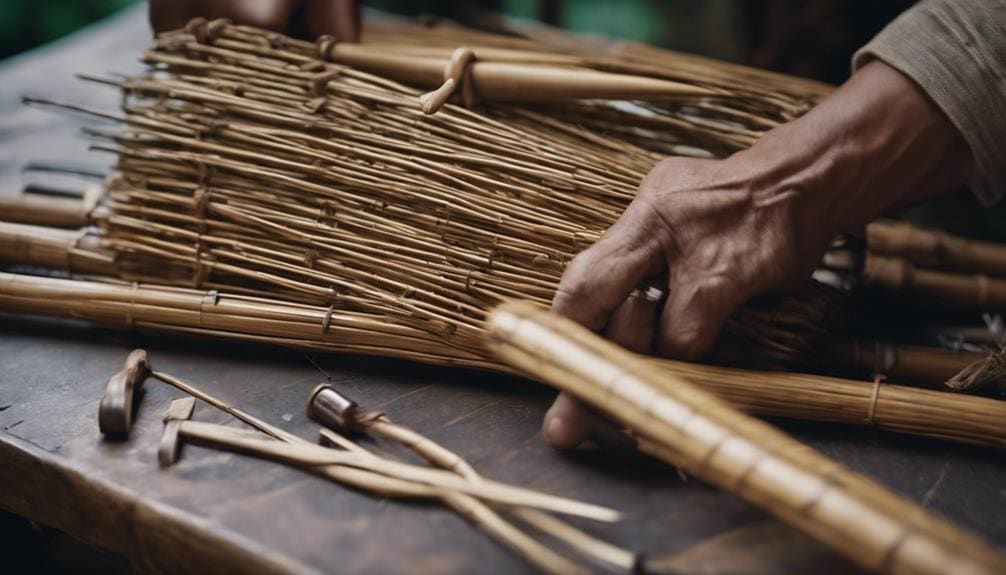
[0,0,136,58]
[1,0,916,85]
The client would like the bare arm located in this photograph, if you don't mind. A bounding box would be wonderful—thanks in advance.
[543,59,974,448]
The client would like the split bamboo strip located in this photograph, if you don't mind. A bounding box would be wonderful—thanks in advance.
[4,271,1006,449]
[312,387,636,571]
[486,301,1006,575]
[150,368,594,574]
[864,254,1006,312]
[868,220,1006,277]
[177,418,620,522]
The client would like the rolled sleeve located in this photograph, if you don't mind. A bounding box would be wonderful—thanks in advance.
[853,0,1006,205]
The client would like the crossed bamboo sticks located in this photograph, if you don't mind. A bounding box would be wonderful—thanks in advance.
[134,357,625,573]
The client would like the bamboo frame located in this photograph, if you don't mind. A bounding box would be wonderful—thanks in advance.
[8,18,848,382]
[486,301,1006,575]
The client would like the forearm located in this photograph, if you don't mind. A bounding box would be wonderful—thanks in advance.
[731,60,973,255]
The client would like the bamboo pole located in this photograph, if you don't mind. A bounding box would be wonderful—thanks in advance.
[234,24,720,113]
[0,221,116,276]
[4,271,1006,450]
[864,254,1006,312]
[868,220,1006,277]
[0,193,93,229]
[821,338,988,386]
[486,301,1006,575]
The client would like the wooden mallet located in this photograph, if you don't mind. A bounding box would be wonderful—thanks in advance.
[98,349,151,437]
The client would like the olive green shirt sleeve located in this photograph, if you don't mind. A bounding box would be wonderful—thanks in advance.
[853,0,1006,205]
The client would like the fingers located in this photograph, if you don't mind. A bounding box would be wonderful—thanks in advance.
[307,0,361,42]
[542,393,591,449]
[605,286,664,354]
[552,202,665,333]
[149,0,194,33]
[149,0,298,34]
[657,274,749,360]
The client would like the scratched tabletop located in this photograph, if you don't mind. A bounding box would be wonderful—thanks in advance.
[1,5,1005,574]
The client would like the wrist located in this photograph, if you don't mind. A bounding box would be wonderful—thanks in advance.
[732,60,972,249]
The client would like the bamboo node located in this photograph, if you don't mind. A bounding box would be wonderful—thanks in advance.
[866,373,886,424]
[192,187,210,220]
[191,252,213,288]
[126,282,139,328]
[304,249,320,269]
[321,304,335,336]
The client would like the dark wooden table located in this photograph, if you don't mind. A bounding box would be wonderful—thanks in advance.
[2,6,1005,574]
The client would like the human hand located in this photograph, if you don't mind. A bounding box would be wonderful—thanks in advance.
[149,0,360,42]
[543,61,975,448]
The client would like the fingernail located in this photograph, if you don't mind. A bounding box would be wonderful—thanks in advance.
[545,415,565,446]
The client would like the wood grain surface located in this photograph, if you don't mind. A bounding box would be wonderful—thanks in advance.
[1,5,1004,574]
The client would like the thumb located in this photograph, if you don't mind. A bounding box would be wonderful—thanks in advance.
[657,275,748,360]
[543,392,590,449]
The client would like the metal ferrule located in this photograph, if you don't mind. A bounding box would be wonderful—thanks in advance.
[306,383,359,431]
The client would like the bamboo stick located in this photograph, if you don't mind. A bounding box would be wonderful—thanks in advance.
[0,221,116,276]
[178,418,619,521]
[0,193,93,229]
[309,384,636,571]
[821,338,988,386]
[4,271,1006,450]
[485,301,1006,575]
[152,366,594,574]
[864,254,1006,312]
[868,220,1006,277]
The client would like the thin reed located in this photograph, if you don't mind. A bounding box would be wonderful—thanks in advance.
[63,19,847,374]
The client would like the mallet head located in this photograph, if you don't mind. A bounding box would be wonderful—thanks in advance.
[98,349,151,437]
[159,397,196,468]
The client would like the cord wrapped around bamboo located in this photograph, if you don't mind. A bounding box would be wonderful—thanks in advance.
[486,301,1006,575]
[863,253,1006,312]
[868,220,1006,277]
[4,270,1006,450]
